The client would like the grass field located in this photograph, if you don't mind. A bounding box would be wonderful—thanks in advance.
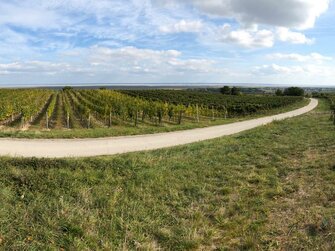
[0,98,308,139]
[0,99,334,250]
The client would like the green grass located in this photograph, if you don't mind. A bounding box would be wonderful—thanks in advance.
[0,99,334,250]
[0,98,308,139]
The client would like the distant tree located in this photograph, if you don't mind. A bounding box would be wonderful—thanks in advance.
[62,86,73,91]
[231,87,241,96]
[311,92,319,98]
[283,87,305,96]
[275,89,283,96]
[220,86,231,95]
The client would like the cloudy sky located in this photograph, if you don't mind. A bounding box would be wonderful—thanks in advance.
[0,0,334,86]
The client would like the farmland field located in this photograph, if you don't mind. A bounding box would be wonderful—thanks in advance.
[0,98,333,250]
[0,88,307,138]
[1,1,335,250]
[121,89,304,116]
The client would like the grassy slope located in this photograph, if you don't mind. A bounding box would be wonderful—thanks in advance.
[0,99,334,250]
[0,99,308,139]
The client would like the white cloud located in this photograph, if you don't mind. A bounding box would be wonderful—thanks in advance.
[0,46,221,77]
[253,63,333,76]
[0,61,81,75]
[159,20,203,33]
[0,0,333,86]
[276,27,314,44]
[173,0,330,30]
[267,53,332,63]
[167,58,216,72]
[0,0,325,56]
[0,2,71,30]
[89,46,182,64]
[218,24,274,48]
[88,46,218,74]
[254,64,304,75]
[302,64,333,76]
[0,0,163,43]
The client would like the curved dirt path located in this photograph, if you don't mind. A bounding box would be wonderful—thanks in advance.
[0,99,318,158]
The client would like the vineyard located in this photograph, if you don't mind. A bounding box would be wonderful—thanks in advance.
[121,90,304,116]
[327,94,335,124]
[313,92,335,125]
[0,88,305,131]
[0,89,52,127]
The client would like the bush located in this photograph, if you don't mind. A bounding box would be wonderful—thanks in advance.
[283,87,305,96]
[231,87,241,96]
[275,89,283,96]
[220,86,231,95]
[62,86,73,91]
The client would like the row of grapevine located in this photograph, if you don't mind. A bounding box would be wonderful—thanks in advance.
[81,90,227,123]
[0,89,53,126]
[74,89,224,126]
[327,95,335,125]
[0,89,306,131]
[45,94,57,129]
[121,90,303,117]
[313,93,335,125]
[65,91,92,128]
[62,92,72,129]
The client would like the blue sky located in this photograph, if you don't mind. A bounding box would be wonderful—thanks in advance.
[0,0,334,86]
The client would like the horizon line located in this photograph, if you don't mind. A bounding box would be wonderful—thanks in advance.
[0,83,334,89]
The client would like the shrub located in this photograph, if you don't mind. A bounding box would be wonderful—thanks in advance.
[283,87,305,96]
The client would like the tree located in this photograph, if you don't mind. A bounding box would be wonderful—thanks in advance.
[220,86,231,95]
[231,87,241,96]
[283,87,304,96]
[275,89,283,96]
[62,86,73,91]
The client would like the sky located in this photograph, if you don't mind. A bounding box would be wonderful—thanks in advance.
[0,0,335,87]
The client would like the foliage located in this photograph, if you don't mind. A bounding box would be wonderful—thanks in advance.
[231,87,241,96]
[275,89,283,96]
[220,86,241,95]
[47,94,57,117]
[0,89,53,123]
[62,86,73,91]
[326,94,335,125]
[121,89,304,116]
[0,89,307,134]
[284,87,305,96]
[220,86,231,95]
[67,90,225,126]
